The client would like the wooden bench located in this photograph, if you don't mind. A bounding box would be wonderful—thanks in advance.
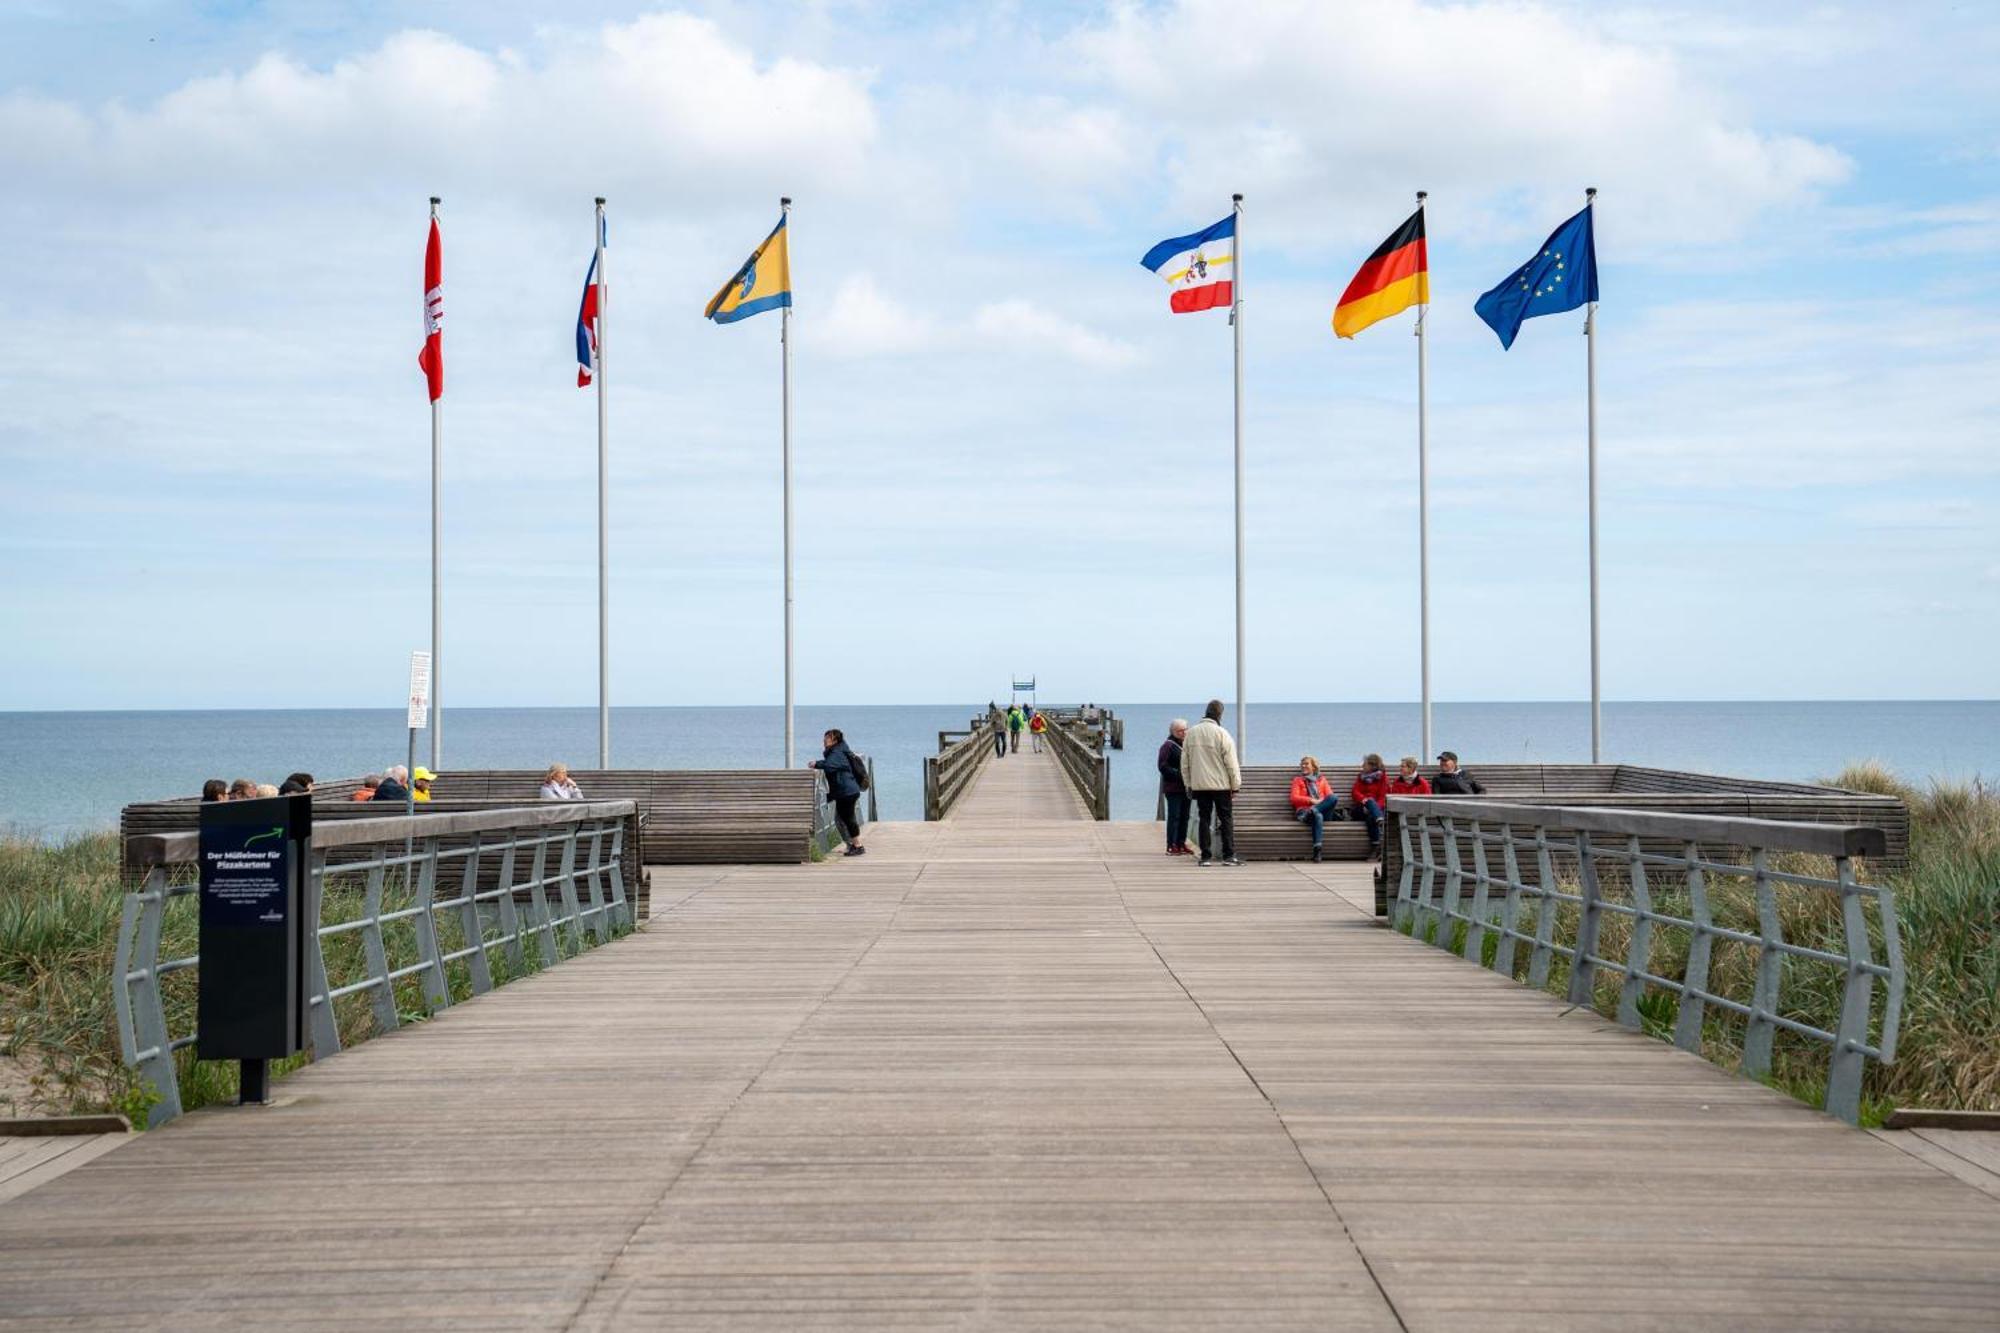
[1211,763,1908,916]
[433,770,825,867]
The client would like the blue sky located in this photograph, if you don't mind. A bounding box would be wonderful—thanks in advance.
[1,1,1995,710]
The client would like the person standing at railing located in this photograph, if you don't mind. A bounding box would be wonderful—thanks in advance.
[540,762,584,800]
[1158,719,1192,856]
[1349,754,1390,860]
[809,728,868,857]
[1029,709,1048,753]
[373,766,410,802]
[411,766,437,802]
[1182,700,1243,867]
[1290,756,1343,863]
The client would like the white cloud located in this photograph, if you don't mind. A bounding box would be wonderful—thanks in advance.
[972,300,1141,368]
[809,273,936,357]
[0,16,878,211]
[1069,0,1850,253]
[987,96,1140,195]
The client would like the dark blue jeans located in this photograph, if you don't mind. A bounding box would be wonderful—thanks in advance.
[1293,793,1342,848]
[1352,798,1384,846]
[1163,792,1190,848]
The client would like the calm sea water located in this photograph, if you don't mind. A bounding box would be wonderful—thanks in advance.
[1,701,1994,839]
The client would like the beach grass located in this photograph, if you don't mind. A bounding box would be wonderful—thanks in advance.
[1,832,620,1121]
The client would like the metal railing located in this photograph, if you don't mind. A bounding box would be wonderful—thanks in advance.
[1388,797,1904,1124]
[924,727,996,820]
[113,802,639,1127]
[812,754,877,851]
[1045,719,1111,820]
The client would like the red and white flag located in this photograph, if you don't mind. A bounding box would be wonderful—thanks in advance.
[417,218,443,401]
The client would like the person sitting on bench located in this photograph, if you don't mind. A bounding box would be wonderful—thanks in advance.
[1289,756,1343,862]
[1349,753,1390,860]
[1432,750,1484,795]
[1389,756,1431,797]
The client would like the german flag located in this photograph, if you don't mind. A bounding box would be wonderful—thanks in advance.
[1333,208,1428,339]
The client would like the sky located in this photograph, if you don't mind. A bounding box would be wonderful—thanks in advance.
[0,0,1995,711]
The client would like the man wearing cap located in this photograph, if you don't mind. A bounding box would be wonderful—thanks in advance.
[1431,751,1484,796]
[411,766,437,802]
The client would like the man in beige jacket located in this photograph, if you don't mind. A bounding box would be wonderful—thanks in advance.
[1180,699,1243,866]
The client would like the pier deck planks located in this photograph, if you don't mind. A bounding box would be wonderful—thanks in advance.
[3,748,1997,1327]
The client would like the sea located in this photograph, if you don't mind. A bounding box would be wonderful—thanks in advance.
[1,701,1994,841]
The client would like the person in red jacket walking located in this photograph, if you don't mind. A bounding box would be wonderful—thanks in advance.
[1289,756,1343,862]
[1349,753,1390,860]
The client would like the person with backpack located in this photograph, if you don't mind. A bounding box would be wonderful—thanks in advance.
[1028,709,1048,753]
[1007,704,1027,753]
[808,729,869,857]
[989,702,1008,758]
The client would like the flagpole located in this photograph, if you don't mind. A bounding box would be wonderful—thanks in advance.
[780,195,795,769]
[1585,186,1601,764]
[429,195,442,771]
[594,198,610,769]
[1415,190,1432,761]
[1231,192,1246,757]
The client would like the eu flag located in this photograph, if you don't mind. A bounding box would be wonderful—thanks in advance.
[1474,204,1598,349]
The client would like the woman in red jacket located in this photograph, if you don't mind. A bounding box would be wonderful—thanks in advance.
[1389,756,1431,797]
[1349,753,1390,860]
[1289,756,1343,862]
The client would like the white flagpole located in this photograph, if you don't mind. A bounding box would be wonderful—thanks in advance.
[1231,192,1246,757]
[780,195,795,769]
[429,195,442,771]
[1585,186,1601,763]
[1415,190,1432,761]
[594,197,610,769]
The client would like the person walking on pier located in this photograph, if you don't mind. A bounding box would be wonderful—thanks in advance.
[1183,700,1243,867]
[1029,709,1048,753]
[810,729,868,857]
[1007,704,1026,754]
[1158,719,1192,855]
[1290,756,1343,862]
[1349,754,1390,860]
[990,705,1008,759]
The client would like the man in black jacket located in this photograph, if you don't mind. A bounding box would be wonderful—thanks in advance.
[1432,751,1484,795]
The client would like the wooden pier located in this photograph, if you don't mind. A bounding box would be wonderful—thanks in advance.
[4,747,1999,1327]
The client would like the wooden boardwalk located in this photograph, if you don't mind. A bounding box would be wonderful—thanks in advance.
[4,748,2000,1327]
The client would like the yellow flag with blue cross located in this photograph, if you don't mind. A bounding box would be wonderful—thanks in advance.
[704,215,791,324]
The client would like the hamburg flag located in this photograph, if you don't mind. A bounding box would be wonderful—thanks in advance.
[577,217,605,386]
[1140,215,1235,313]
[1334,208,1428,338]
[417,218,442,401]
[1474,204,1598,349]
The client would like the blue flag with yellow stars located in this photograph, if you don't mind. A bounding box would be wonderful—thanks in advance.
[1474,204,1598,349]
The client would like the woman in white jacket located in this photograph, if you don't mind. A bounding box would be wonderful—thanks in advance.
[540,762,584,801]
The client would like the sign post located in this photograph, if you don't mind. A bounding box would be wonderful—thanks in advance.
[198,793,313,1103]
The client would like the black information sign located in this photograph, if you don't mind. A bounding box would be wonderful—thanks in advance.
[198,794,312,1069]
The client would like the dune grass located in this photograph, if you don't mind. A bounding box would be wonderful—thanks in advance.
[1400,760,1999,1121]
[1,831,619,1122]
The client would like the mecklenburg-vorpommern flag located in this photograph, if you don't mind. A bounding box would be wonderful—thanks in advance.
[576,215,604,387]
[705,215,792,323]
[1474,203,1598,349]
[1334,208,1428,338]
[1140,215,1236,313]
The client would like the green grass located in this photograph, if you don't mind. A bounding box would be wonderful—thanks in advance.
[0,833,628,1122]
[1420,762,1999,1119]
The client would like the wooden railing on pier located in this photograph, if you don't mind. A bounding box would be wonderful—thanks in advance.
[924,722,997,820]
[1045,718,1110,820]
